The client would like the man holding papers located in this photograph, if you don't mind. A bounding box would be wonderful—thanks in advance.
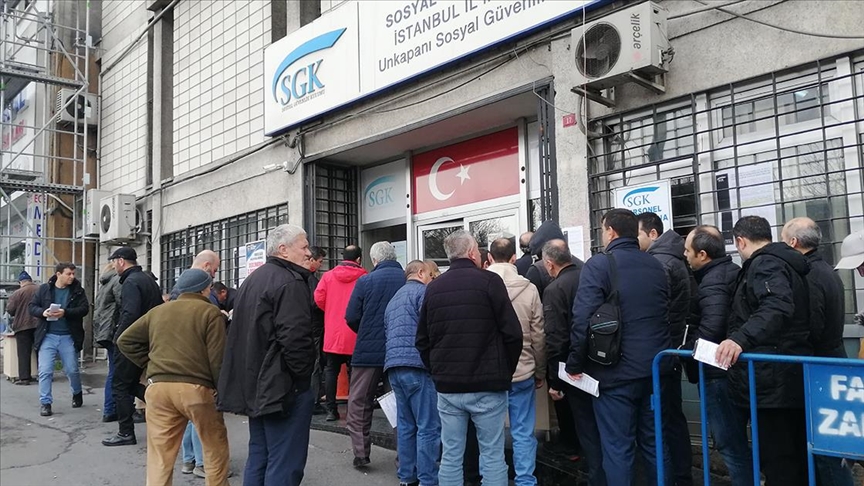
[565,209,670,486]
[684,226,752,486]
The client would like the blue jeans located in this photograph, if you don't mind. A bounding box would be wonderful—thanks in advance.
[244,388,314,486]
[437,391,508,486]
[182,421,204,466]
[701,378,753,486]
[508,378,538,486]
[592,378,657,486]
[814,455,854,486]
[38,333,81,405]
[389,367,441,486]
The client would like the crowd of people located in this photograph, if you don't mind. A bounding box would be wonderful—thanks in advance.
[5,209,863,486]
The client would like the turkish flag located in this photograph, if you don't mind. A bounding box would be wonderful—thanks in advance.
[412,128,520,214]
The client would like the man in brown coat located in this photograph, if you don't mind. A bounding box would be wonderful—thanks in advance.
[7,271,40,384]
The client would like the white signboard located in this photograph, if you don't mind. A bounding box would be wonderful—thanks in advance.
[361,160,407,225]
[614,180,674,230]
[264,0,601,135]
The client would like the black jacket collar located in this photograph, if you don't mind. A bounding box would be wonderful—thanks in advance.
[448,258,479,270]
[606,237,640,253]
[694,255,733,282]
[267,256,311,280]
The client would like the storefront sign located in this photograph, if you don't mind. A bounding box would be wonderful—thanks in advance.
[614,180,674,229]
[361,160,407,224]
[806,363,864,457]
[25,194,44,279]
[264,0,603,135]
[412,128,519,214]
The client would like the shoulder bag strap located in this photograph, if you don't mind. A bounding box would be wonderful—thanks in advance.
[604,251,619,306]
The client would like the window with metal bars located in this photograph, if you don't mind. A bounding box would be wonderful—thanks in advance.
[306,163,358,271]
[160,204,289,292]
[588,53,864,325]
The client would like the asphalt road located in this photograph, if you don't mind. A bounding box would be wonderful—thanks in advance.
[0,366,397,486]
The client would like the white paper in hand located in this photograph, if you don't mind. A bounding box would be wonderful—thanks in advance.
[557,362,600,397]
[377,390,398,429]
[46,303,61,322]
[693,338,729,371]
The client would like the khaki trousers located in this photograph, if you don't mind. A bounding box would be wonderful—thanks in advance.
[144,382,229,486]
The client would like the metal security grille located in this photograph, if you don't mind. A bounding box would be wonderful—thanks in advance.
[537,85,559,223]
[160,204,289,292]
[587,53,864,324]
[305,163,358,271]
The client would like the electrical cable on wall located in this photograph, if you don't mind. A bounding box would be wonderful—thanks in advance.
[693,0,864,39]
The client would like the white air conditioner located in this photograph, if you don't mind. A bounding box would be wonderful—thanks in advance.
[571,2,669,91]
[99,194,136,244]
[83,188,109,237]
[56,89,99,126]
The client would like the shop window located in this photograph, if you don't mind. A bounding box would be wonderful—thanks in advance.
[160,204,289,292]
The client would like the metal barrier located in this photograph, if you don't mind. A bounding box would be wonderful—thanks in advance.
[651,349,864,486]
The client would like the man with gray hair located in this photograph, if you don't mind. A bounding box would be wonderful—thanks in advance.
[217,224,315,486]
[781,217,855,486]
[416,230,522,486]
[344,241,406,468]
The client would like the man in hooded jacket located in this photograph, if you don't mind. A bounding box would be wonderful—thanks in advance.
[93,262,124,422]
[716,216,813,486]
[636,212,693,486]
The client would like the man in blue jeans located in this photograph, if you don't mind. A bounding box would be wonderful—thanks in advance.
[566,209,670,486]
[416,231,523,486]
[384,260,439,486]
[684,226,753,486]
[486,238,545,486]
[29,263,90,417]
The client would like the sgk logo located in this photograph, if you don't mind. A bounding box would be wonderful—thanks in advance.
[271,28,345,108]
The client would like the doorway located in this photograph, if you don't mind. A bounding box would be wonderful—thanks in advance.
[416,209,519,271]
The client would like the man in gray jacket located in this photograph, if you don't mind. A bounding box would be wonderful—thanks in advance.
[93,262,123,422]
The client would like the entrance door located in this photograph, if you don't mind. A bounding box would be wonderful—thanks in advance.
[416,209,519,272]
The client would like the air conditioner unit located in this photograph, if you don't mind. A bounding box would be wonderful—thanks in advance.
[99,194,136,244]
[571,2,669,92]
[56,89,99,126]
[83,188,109,237]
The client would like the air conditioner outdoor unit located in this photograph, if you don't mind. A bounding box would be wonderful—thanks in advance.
[83,188,109,237]
[571,2,669,92]
[99,194,136,244]
[56,89,99,126]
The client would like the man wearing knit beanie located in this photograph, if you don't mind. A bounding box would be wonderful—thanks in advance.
[117,268,230,486]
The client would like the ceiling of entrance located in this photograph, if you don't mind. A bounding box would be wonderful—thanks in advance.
[322,92,538,166]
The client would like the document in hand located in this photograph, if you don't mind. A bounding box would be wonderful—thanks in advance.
[693,338,729,371]
[377,390,398,428]
[46,303,61,322]
[557,362,600,397]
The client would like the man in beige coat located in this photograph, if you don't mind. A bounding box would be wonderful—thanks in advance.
[486,237,545,486]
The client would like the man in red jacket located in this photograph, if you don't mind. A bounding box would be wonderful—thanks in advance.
[314,245,367,421]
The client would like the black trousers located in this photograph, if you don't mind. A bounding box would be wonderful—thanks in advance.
[112,348,146,436]
[324,353,351,413]
[567,388,607,486]
[754,408,808,486]
[15,328,35,380]
[662,370,693,486]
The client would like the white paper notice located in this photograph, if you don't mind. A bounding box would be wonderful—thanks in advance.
[377,390,398,429]
[557,362,600,397]
[562,226,586,262]
[693,338,729,371]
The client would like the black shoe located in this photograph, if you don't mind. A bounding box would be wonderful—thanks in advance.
[102,414,118,423]
[325,411,339,422]
[40,404,52,416]
[312,404,327,415]
[102,433,137,446]
[399,482,419,486]
[72,392,83,408]
[13,379,31,385]
[352,457,370,469]
[132,410,146,423]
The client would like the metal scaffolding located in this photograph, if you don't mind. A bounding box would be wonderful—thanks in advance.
[0,0,92,295]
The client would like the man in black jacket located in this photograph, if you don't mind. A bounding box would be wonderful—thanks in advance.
[515,231,534,277]
[218,224,315,486]
[781,217,856,486]
[684,226,752,486]
[526,221,584,298]
[103,247,164,447]
[542,239,606,486]
[636,212,693,486]
[416,230,522,486]
[716,216,812,486]
[306,246,327,415]
[29,263,90,417]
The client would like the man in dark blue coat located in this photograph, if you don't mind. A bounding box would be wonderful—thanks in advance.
[565,209,670,486]
[684,226,752,486]
[344,241,406,468]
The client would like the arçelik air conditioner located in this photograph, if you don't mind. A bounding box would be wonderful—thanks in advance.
[99,194,136,244]
[56,89,99,126]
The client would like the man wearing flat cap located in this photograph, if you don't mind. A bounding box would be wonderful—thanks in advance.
[103,247,164,447]
[7,270,40,385]
[118,268,230,486]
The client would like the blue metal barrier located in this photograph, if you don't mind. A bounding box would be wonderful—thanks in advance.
[651,349,864,486]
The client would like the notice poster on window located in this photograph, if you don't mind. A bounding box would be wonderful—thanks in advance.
[245,240,266,277]
[392,240,408,268]
[562,226,586,262]
[716,162,777,250]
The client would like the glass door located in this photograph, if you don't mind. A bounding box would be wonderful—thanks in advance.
[416,209,520,272]
[465,211,519,249]
[416,221,463,272]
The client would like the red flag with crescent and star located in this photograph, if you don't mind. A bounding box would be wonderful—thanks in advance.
[412,128,520,214]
